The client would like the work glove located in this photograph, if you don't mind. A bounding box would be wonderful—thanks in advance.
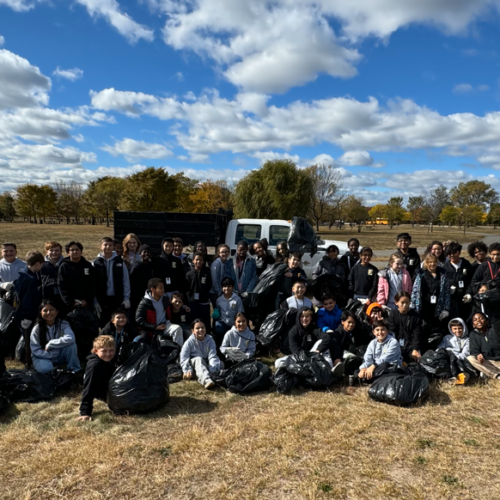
[438,310,449,321]
[463,294,472,303]
[122,300,131,309]
[94,301,102,316]
[21,319,32,329]
[225,349,247,363]
[0,282,14,291]
[382,305,391,312]
[358,298,369,305]
[450,286,456,295]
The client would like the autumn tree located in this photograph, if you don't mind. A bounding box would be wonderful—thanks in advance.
[54,181,86,224]
[488,203,500,229]
[385,197,406,229]
[368,204,387,222]
[407,196,425,227]
[233,159,313,219]
[85,176,127,226]
[189,180,233,213]
[422,185,450,233]
[15,184,57,223]
[343,195,369,232]
[305,164,343,230]
[450,181,498,210]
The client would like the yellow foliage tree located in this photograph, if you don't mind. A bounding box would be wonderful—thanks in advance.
[189,180,233,213]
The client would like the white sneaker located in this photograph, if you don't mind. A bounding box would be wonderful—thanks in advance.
[204,379,215,389]
[447,377,457,384]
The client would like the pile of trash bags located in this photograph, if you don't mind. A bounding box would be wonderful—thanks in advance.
[256,307,297,352]
[369,370,430,407]
[214,359,273,394]
[287,216,318,256]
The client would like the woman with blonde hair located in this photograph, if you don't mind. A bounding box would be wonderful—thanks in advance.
[122,233,141,269]
[377,253,413,310]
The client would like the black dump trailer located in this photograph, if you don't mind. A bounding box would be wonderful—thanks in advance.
[114,209,232,254]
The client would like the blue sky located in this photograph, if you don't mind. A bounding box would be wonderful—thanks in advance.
[1,0,500,204]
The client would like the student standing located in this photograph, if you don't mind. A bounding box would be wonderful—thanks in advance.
[395,232,421,280]
[348,247,378,302]
[209,244,232,305]
[467,241,488,273]
[228,241,258,294]
[470,242,500,292]
[275,241,288,263]
[377,253,412,310]
[0,242,26,283]
[159,237,187,296]
[185,252,213,331]
[93,237,131,327]
[312,245,346,284]
[421,241,446,268]
[40,241,65,314]
[340,238,360,276]
[122,233,141,270]
[214,277,245,346]
[252,240,276,277]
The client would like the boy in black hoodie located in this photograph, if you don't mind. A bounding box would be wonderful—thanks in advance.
[159,237,187,296]
[470,242,500,292]
[348,246,378,301]
[395,232,421,281]
[76,335,116,421]
[100,309,138,351]
[340,238,360,276]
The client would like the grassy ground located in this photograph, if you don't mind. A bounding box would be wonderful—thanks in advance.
[2,223,500,499]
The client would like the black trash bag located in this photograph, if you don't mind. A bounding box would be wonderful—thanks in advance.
[0,369,56,403]
[222,359,273,394]
[274,367,299,394]
[0,300,21,357]
[66,307,100,360]
[448,352,479,379]
[257,308,289,346]
[116,342,142,366]
[52,368,84,392]
[278,308,297,355]
[475,288,500,323]
[15,334,26,363]
[310,273,344,302]
[155,336,180,365]
[0,393,10,412]
[166,363,183,384]
[420,349,452,379]
[107,344,170,415]
[287,352,334,389]
[287,217,318,256]
[369,372,429,406]
[426,329,445,351]
[253,263,289,296]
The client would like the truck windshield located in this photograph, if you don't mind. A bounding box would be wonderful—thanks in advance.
[235,224,262,245]
[269,225,290,246]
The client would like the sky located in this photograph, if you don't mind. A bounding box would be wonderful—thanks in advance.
[1,0,500,204]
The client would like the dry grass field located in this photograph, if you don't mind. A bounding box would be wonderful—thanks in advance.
[2,222,500,500]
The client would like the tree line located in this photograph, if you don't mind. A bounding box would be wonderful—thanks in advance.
[1,161,498,232]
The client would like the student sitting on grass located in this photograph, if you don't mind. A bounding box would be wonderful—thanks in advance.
[316,294,342,332]
[30,299,81,374]
[100,309,138,352]
[180,319,221,389]
[468,312,500,379]
[214,277,244,346]
[76,335,116,421]
[438,318,472,384]
[135,278,184,347]
[166,292,192,341]
[348,247,378,302]
[357,320,402,382]
[387,291,422,363]
[280,278,312,310]
[220,312,256,365]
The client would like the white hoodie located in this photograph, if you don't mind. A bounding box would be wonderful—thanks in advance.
[438,318,470,360]
[0,258,26,283]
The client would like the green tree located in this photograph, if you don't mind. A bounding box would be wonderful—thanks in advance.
[385,197,406,229]
[488,203,500,229]
[305,164,343,230]
[85,176,126,226]
[407,196,425,228]
[439,205,461,226]
[368,204,387,222]
[15,184,57,223]
[450,181,498,210]
[343,195,369,233]
[422,185,450,233]
[0,193,16,221]
[54,181,86,224]
[233,160,313,219]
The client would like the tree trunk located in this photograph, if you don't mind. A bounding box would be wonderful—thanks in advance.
[106,210,110,227]
[357,224,361,233]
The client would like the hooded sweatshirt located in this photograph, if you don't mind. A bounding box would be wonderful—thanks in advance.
[14,268,42,323]
[0,257,26,283]
[57,256,96,307]
[30,319,76,360]
[93,251,130,303]
[360,334,402,369]
[288,306,334,356]
[438,318,470,360]
[41,255,64,300]
[160,238,187,293]
[220,325,256,358]
[180,334,220,373]
[135,291,171,337]
[312,256,346,283]
[216,292,244,327]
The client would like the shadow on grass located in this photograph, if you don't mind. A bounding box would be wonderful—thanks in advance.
[0,402,21,424]
[136,395,219,419]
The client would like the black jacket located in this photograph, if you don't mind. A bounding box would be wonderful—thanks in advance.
[348,263,378,299]
[160,241,187,293]
[396,248,421,280]
[333,323,373,355]
[471,259,500,292]
[79,353,116,416]
[135,293,170,336]
[40,256,64,301]
[340,251,359,275]
[58,257,96,308]
[443,259,473,309]
[100,320,138,349]
[469,322,500,360]
[129,260,166,310]
[255,253,276,277]
[387,309,422,355]
[167,305,191,325]
[93,255,125,304]
[185,267,212,303]
[14,269,42,323]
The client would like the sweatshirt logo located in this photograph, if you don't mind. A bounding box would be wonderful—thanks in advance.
[201,276,206,284]
[84,269,89,275]
[117,263,122,267]
[368,269,373,276]
[172,262,177,268]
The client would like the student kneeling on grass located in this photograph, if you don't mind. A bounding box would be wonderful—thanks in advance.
[30,299,81,374]
[280,278,312,310]
[220,312,256,365]
[180,319,222,389]
[76,335,116,422]
[438,318,472,384]
[214,277,244,346]
[275,306,344,378]
[135,278,183,347]
[357,321,402,382]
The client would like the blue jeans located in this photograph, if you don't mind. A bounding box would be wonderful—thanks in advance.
[32,344,81,373]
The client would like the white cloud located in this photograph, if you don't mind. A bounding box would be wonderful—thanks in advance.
[75,0,154,43]
[478,84,490,91]
[174,71,184,82]
[251,151,301,165]
[338,150,374,166]
[453,83,474,94]
[102,137,173,161]
[0,48,51,109]
[53,67,84,81]
[0,0,42,11]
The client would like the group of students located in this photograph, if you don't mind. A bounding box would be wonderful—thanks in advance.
[1,230,500,419]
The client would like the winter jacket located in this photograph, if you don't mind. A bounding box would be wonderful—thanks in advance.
[14,268,42,323]
[471,259,500,292]
[312,256,346,283]
[129,260,156,311]
[79,353,116,416]
[377,268,412,306]
[166,306,191,326]
[159,242,187,293]
[333,324,373,355]
[215,292,244,327]
[395,248,421,280]
[30,320,76,360]
[40,255,64,301]
[57,257,97,308]
[186,267,212,303]
[438,318,470,360]
[281,296,313,310]
[360,335,403,369]
[443,259,473,301]
[220,326,256,358]
[210,257,232,296]
[316,305,342,332]
[93,251,130,305]
[227,255,258,293]
[135,291,171,338]
[100,320,138,349]
[340,251,359,276]
[386,309,422,354]
[469,321,500,360]
[0,257,26,283]
[180,334,220,373]
[411,267,451,317]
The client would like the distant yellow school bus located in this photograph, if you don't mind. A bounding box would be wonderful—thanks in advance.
[366,218,389,225]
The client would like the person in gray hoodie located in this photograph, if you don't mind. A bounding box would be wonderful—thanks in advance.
[220,312,256,365]
[180,319,221,389]
[0,242,26,283]
[214,277,245,346]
